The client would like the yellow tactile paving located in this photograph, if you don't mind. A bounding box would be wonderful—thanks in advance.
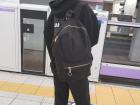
[96,85,116,105]
[112,87,135,105]
[67,90,96,104]
[0,80,139,105]
[36,86,54,97]
[17,84,39,95]
[69,90,74,101]
[90,92,97,104]
[0,82,21,92]
[66,90,96,104]
[0,81,5,87]
[129,89,140,105]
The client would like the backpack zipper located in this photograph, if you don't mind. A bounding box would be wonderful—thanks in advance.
[64,63,90,77]
[52,25,87,46]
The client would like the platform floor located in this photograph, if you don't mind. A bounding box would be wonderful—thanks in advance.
[0,71,140,105]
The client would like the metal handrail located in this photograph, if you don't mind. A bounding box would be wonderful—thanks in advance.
[108,21,140,28]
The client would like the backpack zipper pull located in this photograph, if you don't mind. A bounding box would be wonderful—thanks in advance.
[55,36,59,42]
[68,67,72,77]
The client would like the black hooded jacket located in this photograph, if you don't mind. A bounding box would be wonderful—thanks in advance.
[44,0,99,77]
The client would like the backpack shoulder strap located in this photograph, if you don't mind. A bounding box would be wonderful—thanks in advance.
[74,2,85,19]
[65,2,85,19]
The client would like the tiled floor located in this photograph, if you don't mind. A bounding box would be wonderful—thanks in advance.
[0,71,139,105]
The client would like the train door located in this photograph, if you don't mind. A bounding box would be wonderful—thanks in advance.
[20,7,47,74]
[101,13,140,83]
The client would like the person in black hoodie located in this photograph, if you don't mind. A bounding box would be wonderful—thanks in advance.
[44,0,99,105]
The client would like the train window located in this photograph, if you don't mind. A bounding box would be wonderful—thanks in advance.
[102,25,140,66]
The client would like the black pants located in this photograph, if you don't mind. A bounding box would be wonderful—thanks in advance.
[53,75,91,105]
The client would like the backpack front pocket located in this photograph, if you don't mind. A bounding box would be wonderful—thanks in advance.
[64,62,91,77]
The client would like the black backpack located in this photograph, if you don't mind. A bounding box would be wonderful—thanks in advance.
[52,3,93,79]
